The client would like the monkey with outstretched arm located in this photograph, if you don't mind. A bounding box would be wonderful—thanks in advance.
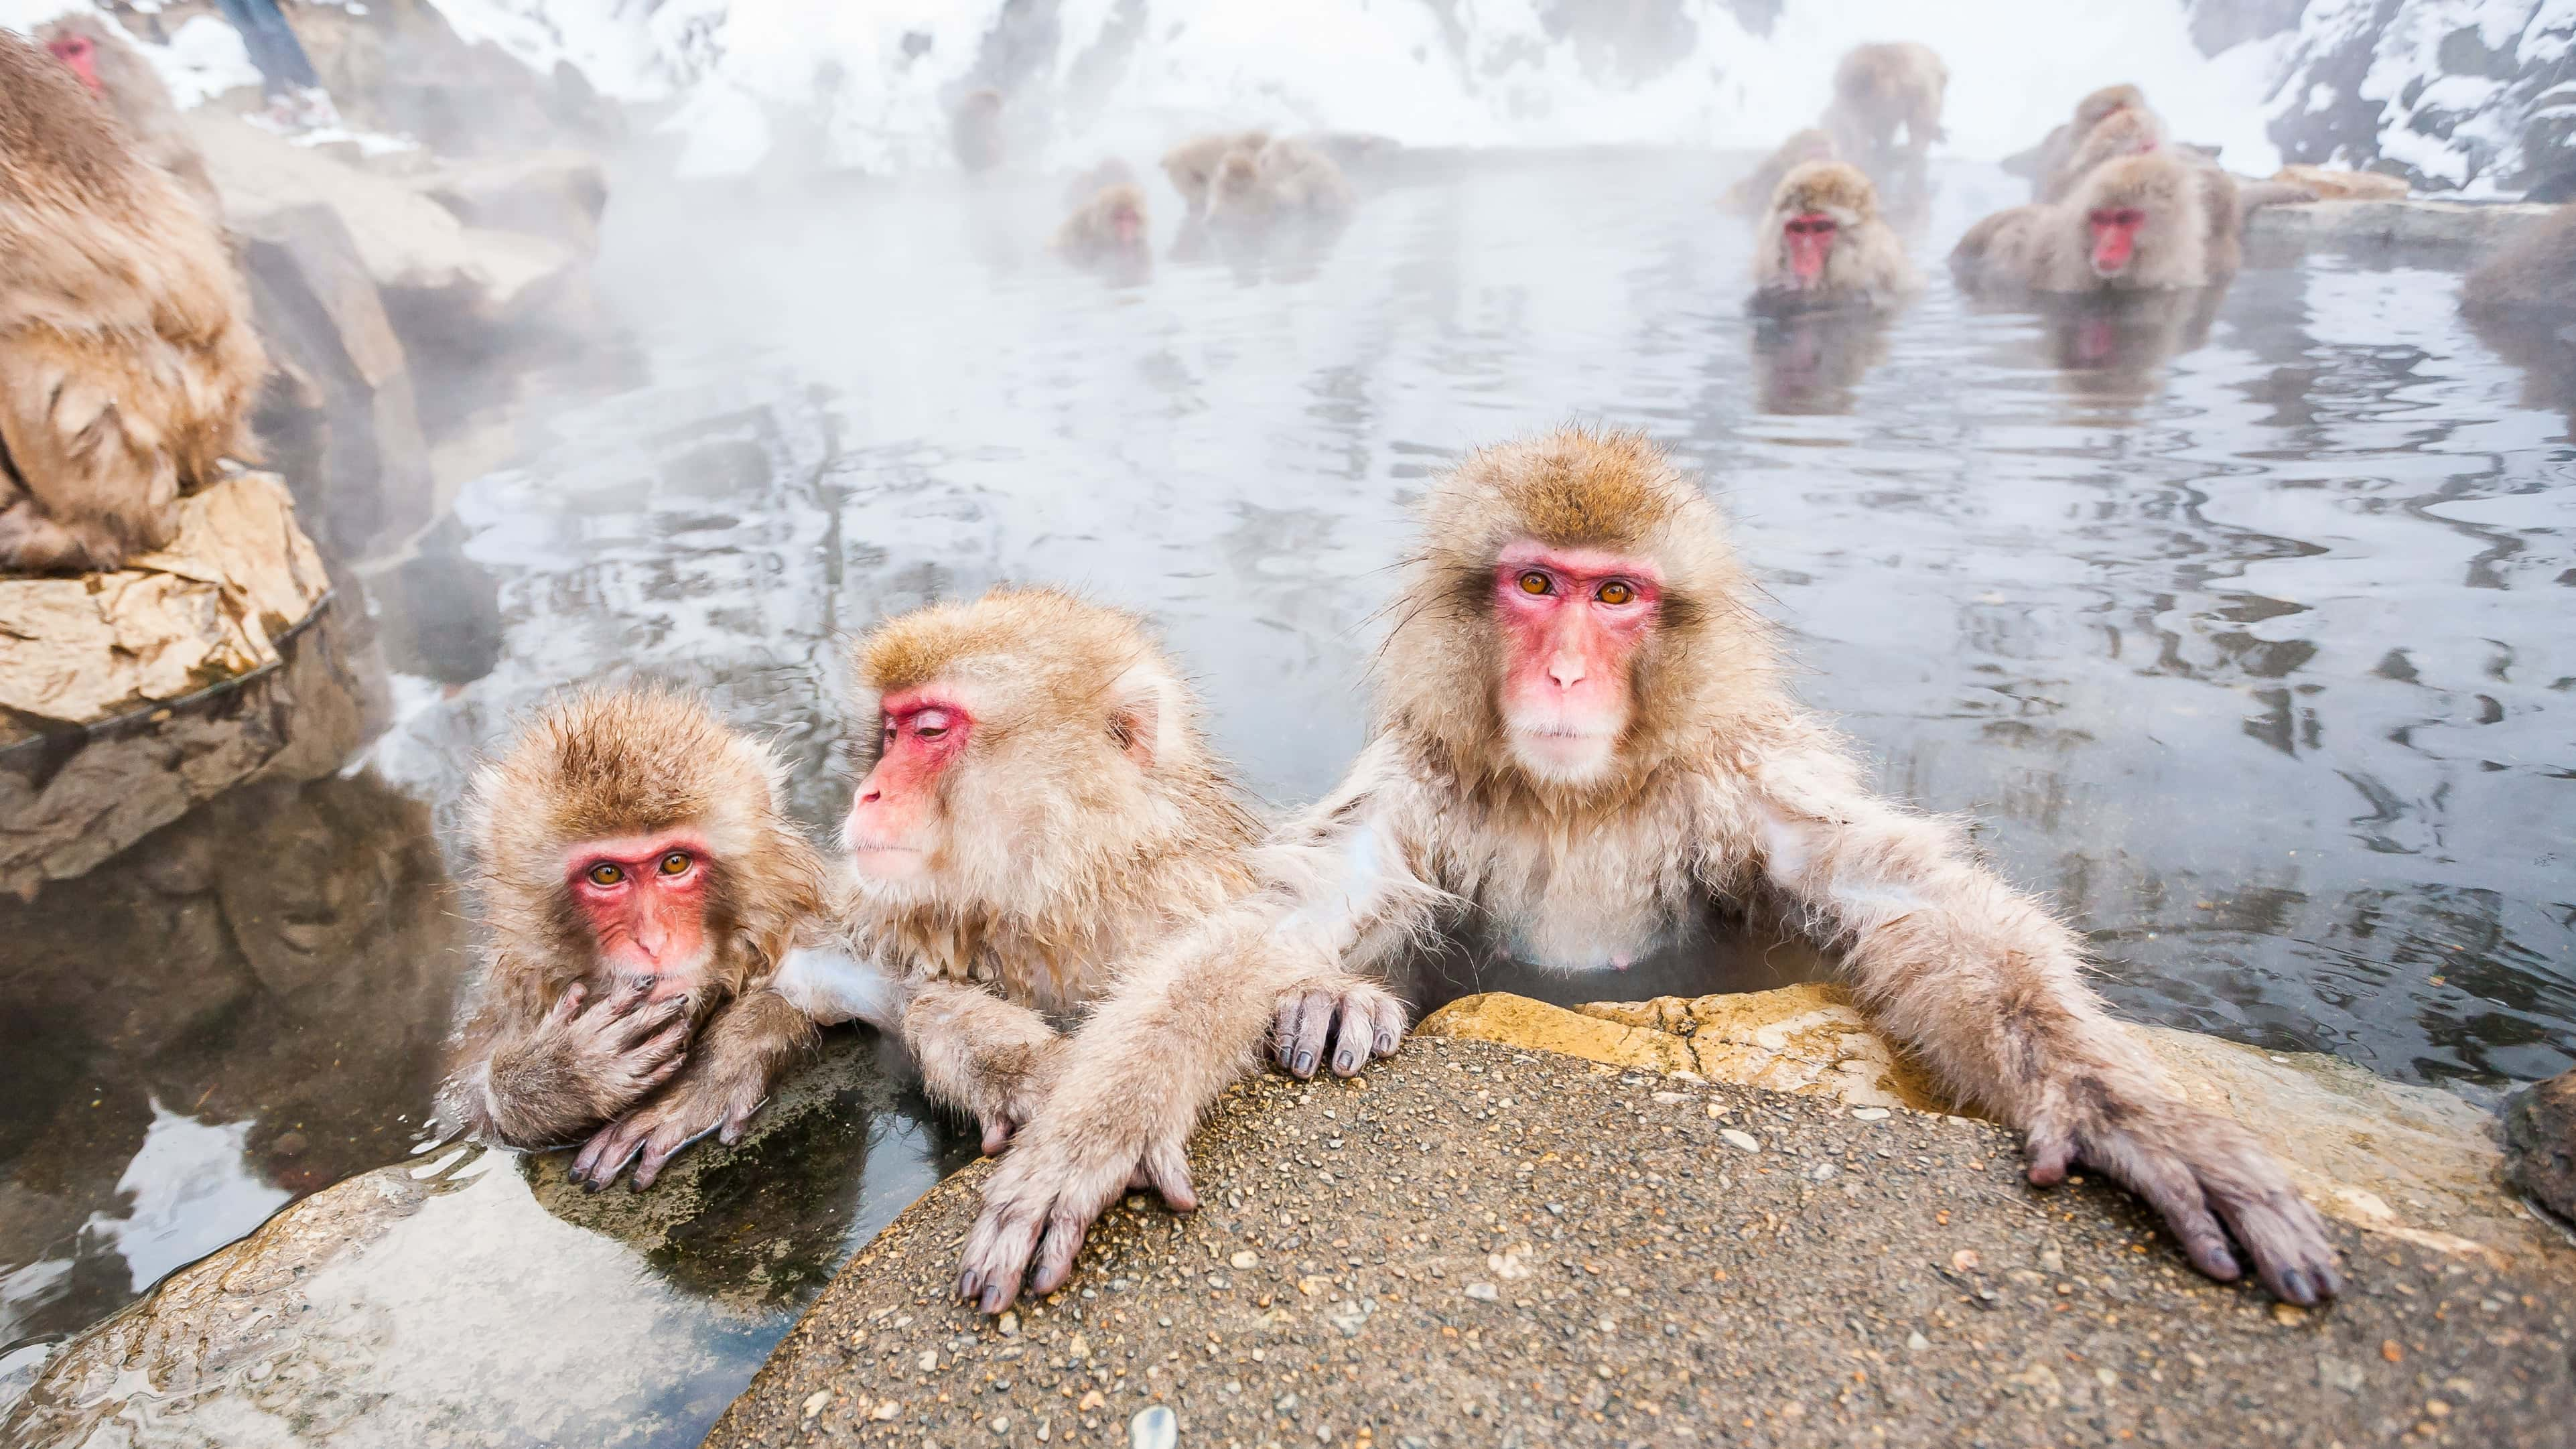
[958,426,2343,1314]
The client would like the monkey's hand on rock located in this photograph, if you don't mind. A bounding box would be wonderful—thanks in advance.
[1272,975,1406,1080]
[968,1036,1069,1157]
[955,1116,1197,1315]
[569,1051,768,1190]
[478,979,689,1146]
[2026,1095,2341,1306]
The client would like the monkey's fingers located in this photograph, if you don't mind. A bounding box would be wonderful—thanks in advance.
[980,1117,1016,1156]
[959,1206,1046,1315]
[2063,1125,2241,1286]
[612,997,691,1051]
[1276,991,1336,1079]
[573,1118,649,1189]
[1139,1137,1196,1213]
[717,1094,768,1146]
[1026,1209,1091,1298]
[545,983,590,1027]
[1371,995,1406,1060]
[630,1116,726,1190]
[598,977,659,1025]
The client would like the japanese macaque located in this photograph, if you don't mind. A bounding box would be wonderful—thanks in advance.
[2009,84,2151,198]
[1722,126,1838,216]
[953,88,1004,174]
[2037,106,2167,203]
[1053,182,1150,273]
[834,589,1269,1160]
[38,15,221,218]
[1202,136,1355,238]
[1821,42,1947,169]
[958,426,2342,1314]
[1951,153,2232,295]
[1162,129,1271,216]
[1751,161,1919,312]
[0,31,266,575]
[436,688,831,1190]
[2463,203,2576,316]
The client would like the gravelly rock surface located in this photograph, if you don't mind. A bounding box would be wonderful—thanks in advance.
[707,1038,2574,1449]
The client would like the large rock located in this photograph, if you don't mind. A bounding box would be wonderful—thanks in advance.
[709,1038,2574,1449]
[236,202,437,562]
[1,1033,927,1447]
[0,472,356,895]
[286,0,623,158]
[186,111,576,319]
[2504,1071,2576,1226]
[407,149,609,255]
[1422,989,2559,1267]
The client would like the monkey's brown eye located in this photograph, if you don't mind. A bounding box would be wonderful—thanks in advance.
[1517,571,1552,596]
[587,863,624,887]
[1597,580,1635,606]
[658,851,691,876]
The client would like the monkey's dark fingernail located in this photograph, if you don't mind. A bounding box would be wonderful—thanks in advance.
[978,1284,1007,1315]
[2279,1269,2313,1306]
[957,1271,978,1301]
[1294,1050,1316,1077]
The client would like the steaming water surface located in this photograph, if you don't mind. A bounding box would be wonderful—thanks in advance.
[3,154,2570,1442]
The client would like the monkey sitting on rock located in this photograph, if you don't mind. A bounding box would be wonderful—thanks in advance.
[0,30,265,575]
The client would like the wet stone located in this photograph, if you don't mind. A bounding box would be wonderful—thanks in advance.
[703,1038,2573,1448]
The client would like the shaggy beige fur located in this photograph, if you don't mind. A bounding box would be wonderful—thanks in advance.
[1751,161,1921,311]
[0,31,265,573]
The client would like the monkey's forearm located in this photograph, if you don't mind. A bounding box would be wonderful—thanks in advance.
[685,988,819,1100]
[1749,755,2165,1125]
[901,982,1063,1132]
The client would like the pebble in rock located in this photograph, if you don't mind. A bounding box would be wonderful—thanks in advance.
[1130,1403,1178,1449]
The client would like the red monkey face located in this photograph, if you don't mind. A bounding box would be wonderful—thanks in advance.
[47,35,102,93]
[2088,206,2146,277]
[1491,541,1660,785]
[844,688,973,881]
[565,833,714,997]
[1781,212,1839,287]
[1112,204,1143,244]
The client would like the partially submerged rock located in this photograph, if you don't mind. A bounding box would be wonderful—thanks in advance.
[2271,164,2409,202]
[709,1039,2574,1449]
[1423,988,2559,1265]
[1,1032,936,1447]
[2245,197,2559,256]
[407,148,608,255]
[0,472,352,894]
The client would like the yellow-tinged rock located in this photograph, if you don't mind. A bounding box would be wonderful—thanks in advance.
[2271,163,2409,201]
[0,471,329,726]
[1421,987,2564,1266]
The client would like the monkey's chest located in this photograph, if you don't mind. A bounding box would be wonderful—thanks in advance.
[1467,832,1701,972]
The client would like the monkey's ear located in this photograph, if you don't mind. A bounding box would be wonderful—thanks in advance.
[1108,662,1184,772]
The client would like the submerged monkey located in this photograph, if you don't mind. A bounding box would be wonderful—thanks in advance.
[957,427,2343,1313]
[438,687,831,1187]
[1751,161,1919,312]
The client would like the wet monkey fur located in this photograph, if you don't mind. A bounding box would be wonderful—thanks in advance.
[830,590,1313,1162]
[1950,152,2234,295]
[1751,161,1919,311]
[0,31,265,574]
[437,688,829,1188]
[958,427,2342,1314]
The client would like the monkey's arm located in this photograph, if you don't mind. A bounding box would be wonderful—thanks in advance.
[1737,723,2340,1306]
[437,976,689,1148]
[903,980,1069,1155]
[570,987,817,1189]
[954,742,1438,1314]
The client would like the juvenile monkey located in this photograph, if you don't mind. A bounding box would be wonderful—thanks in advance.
[2011,83,2151,198]
[1162,129,1271,216]
[1203,136,1354,240]
[437,687,830,1189]
[1053,182,1150,271]
[959,426,2342,1313]
[1751,161,1919,312]
[1722,127,1838,216]
[1822,42,1947,169]
[1951,152,2230,295]
[833,589,1277,1160]
[0,31,265,574]
[38,15,222,218]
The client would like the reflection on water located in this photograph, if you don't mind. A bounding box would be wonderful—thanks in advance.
[3,152,2571,1440]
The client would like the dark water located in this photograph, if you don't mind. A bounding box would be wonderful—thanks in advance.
[3,152,2571,1439]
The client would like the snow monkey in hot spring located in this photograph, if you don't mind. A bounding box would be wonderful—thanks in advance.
[955,426,2343,1314]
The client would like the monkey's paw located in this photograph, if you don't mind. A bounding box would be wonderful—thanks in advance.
[2027,1097,2343,1306]
[973,1038,1069,1157]
[955,1123,1196,1316]
[569,1068,766,1191]
[1272,975,1406,1081]
[541,978,691,1109]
